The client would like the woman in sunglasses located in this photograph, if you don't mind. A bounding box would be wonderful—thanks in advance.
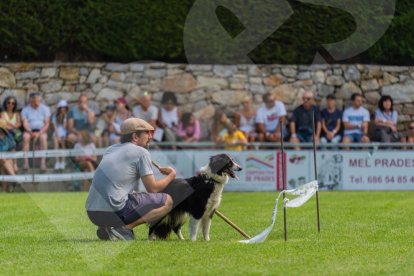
[1,96,22,172]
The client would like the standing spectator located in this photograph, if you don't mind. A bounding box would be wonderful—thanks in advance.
[21,93,51,171]
[109,97,132,145]
[211,109,232,143]
[177,112,201,143]
[222,123,248,151]
[320,94,342,145]
[236,96,257,142]
[67,94,96,146]
[74,131,97,191]
[132,92,158,129]
[290,91,321,148]
[374,95,401,143]
[52,100,69,170]
[157,92,181,147]
[256,93,287,142]
[342,93,370,145]
[1,96,22,172]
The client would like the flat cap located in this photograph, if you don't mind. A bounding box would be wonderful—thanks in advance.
[120,117,154,135]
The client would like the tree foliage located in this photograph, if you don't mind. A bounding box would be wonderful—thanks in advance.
[0,0,412,64]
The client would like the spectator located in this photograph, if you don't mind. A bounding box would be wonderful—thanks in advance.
[52,100,69,170]
[290,91,321,148]
[132,92,158,129]
[74,130,97,191]
[222,123,248,151]
[21,93,51,171]
[109,97,132,144]
[177,112,201,143]
[0,119,18,191]
[211,109,232,143]
[320,94,342,145]
[342,93,370,145]
[1,96,22,172]
[374,95,401,143]
[95,104,116,148]
[67,94,96,146]
[236,96,257,142]
[406,122,414,143]
[256,93,287,142]
[157,92,181,147]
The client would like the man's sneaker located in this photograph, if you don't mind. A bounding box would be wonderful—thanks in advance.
[96,227,110,241]
[54,162,60,170]
[107,226,135,241]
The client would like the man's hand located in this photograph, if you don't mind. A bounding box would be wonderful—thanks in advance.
[326,131,334,141]
[159,166,176,177]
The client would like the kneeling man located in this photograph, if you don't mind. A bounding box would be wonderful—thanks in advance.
[85,118,176,241]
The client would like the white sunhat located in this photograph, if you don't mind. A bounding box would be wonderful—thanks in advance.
[57,99,68,108]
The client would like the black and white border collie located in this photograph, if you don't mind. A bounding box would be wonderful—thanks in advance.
[149,153,242,241]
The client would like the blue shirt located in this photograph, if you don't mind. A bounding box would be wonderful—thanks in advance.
[321,108,342,133]
[68,106,93,131]
[21,104,51,130]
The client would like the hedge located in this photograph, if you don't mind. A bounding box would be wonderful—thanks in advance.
[0,0,413,64]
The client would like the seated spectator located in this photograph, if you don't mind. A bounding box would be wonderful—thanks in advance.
[0,119,18,191]
[52,100,69,170]
[374,95,402,143]
[109,97,132,144]
[67,94,96,146]
[132,92,158,129]
[0,158,17,192]
[406,122,414,144]
[256,93,287,142]
[74,130,97,191]
[211,109,232,143]
[320,94,342,145]
[1,96,22,172]
[157,92,181,147]
[177,112,201,143]
[290,91,321,148]
[221,123,248,151]
[342,93,370,145]
[21,93,51,171]
[236,96,257,142]
[95,104,116,148]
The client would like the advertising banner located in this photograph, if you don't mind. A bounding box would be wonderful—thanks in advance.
[148,150,414,191]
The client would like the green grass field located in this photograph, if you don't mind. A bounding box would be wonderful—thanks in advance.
[1,191,413,275]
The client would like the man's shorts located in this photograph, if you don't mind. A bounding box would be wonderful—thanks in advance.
[344,133,363,143]
[87,192,167,227]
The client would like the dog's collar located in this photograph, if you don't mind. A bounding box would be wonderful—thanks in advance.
[199,165,228,184]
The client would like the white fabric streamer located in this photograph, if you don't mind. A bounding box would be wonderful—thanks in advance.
[239,181,318,244]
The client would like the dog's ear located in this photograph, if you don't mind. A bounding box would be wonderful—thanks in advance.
[209,155,226,175]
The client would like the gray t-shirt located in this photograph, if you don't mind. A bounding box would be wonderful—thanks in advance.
[85,143,153,212]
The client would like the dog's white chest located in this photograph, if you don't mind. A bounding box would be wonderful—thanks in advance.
[205,185,224,215]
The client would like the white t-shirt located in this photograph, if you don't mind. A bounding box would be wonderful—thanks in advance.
[255,101,287,132]
[342,106,370,135]
[132,105,158,122]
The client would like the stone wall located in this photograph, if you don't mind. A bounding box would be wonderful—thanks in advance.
[1,62,414,139]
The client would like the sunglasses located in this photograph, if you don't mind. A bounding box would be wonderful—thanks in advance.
[410,126,414,130]
[303,97,312,101]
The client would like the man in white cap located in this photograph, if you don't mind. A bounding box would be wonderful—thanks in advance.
[85,117,175,241]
